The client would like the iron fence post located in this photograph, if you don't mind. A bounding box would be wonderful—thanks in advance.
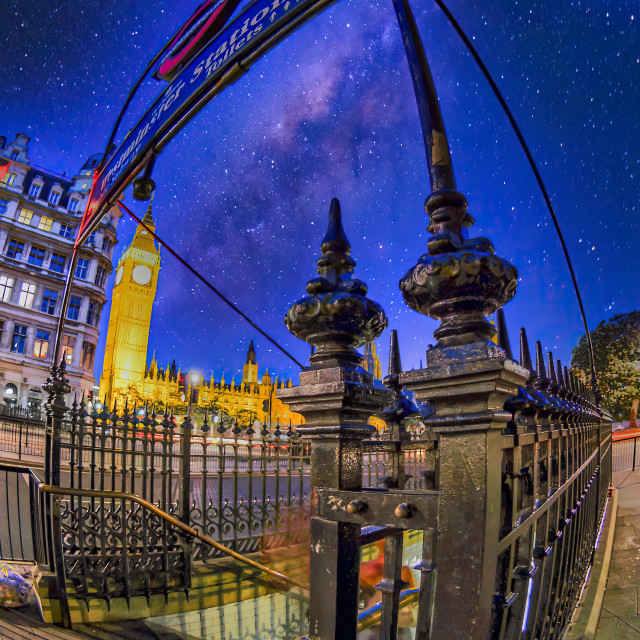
[633,436,637,471]
[180,416,193,591]
[278,199,389,640]
[42,357,72,628]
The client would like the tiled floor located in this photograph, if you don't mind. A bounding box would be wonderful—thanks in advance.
[596,470,640,639]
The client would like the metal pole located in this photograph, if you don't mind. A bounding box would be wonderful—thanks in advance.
[391,0,456,193]
[52,246,80,366]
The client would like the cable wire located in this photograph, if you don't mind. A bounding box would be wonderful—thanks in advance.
[434,0,599,396]
[116,200,305,370]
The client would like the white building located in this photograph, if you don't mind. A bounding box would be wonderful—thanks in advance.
[0,133,122,411]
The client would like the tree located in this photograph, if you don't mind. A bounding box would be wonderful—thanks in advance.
[571,310,640,421]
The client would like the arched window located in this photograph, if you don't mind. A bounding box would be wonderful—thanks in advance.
[27,387,42,410]
[3,383,18,406]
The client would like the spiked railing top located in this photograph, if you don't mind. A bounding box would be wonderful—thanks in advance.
[316,198,356,283]
[535,341,547,381]
[496,309,513,360]
[547,352,558,386]
[388,329,402,377]
[382,329,434,424]
[284,198,387,366]
[519,328,534,374]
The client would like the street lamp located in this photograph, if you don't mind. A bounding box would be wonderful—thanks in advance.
[188,371,201,419]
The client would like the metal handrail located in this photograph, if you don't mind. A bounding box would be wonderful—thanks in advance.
[38,483,309,592]
[357,587,420,631]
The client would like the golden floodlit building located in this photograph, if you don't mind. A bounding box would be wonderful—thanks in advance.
[98,202,303,426]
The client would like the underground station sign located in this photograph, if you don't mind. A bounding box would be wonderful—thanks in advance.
[78,0,339,243]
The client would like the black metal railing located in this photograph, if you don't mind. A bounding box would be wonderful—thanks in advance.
[38,374,311,603]
[612,430,640,472]
[0,404,44,422]
[0,415,47,459]
[0,463,49,564]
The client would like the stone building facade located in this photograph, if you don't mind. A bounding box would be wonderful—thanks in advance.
[0,133,121,410]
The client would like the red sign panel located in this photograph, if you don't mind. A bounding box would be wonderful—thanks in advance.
[155,0,242,82]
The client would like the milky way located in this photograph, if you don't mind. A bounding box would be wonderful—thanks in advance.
[1,0,638,382]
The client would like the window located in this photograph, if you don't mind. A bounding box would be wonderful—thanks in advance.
[33,329,50,359]
[40,289,57,315]
[101,237,112,253]
[0,320,3,344]
[10,151,18,161]
[11,324,27,354]
[50,253,65,273]
[6,240,24,261]
[94,265,106,287]
[81,182,88,190]
[1,172,17,186]
[48,191,60,206]
[81,341,95,369]
[62,335,75,365]
[75,258,89,279]
[87,231,96,245]
[0,276,14,303]
[86,301,95,325]
[28,184,41,198]
[67,296,81,321]
[59,225,75,239]
[0,200,7,215]
[38,216,53,231]
[68,199,79,212]
[27,245,45,267]
[18,282,36,309]
[17,209,33,225]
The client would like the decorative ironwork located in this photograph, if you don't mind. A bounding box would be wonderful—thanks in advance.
[279,198,391,639]
[45,392,310,601]
[284,197,388,367]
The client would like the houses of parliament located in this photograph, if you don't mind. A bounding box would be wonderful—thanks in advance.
[98,202,382,426]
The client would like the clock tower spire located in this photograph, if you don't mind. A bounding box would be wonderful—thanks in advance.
[99,201,161,406]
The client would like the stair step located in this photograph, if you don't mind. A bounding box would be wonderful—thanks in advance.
[0,608,96,640]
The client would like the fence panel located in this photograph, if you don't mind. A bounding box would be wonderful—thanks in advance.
[612,432,640,472]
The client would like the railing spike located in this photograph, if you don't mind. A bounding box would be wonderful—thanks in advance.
[556,360,565,386]
[547,352,557,384]
[496,309,513,360]
[519,327,533,371]
[388,329,403,376]
[535,341,547,380]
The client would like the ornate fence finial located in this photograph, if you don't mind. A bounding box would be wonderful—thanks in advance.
[547,352,558,386]
[535,341,547,382]
[388,328,402,378]
[556,360,565,387]
[284,198,387,367]
[496,309,513,359]
[519,328,534,373]
[382,329,433,426]
[393,0,518,352]
[43,355,71,413]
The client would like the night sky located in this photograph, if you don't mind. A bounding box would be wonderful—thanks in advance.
[1,0,638,384]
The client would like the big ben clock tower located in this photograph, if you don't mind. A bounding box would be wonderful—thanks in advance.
[99,202,161,406]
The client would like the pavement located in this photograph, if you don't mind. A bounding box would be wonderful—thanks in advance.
[594,469,640,639]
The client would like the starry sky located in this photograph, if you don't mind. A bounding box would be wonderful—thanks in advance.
[1,0,638,384]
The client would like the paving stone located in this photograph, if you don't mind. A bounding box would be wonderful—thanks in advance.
[603,589,638,618]
[615,526,640,551]
[615,616,640,639]
[596,615,618,637]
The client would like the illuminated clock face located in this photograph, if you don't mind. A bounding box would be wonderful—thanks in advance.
[115,266,123,285]
[132,264,152,286]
